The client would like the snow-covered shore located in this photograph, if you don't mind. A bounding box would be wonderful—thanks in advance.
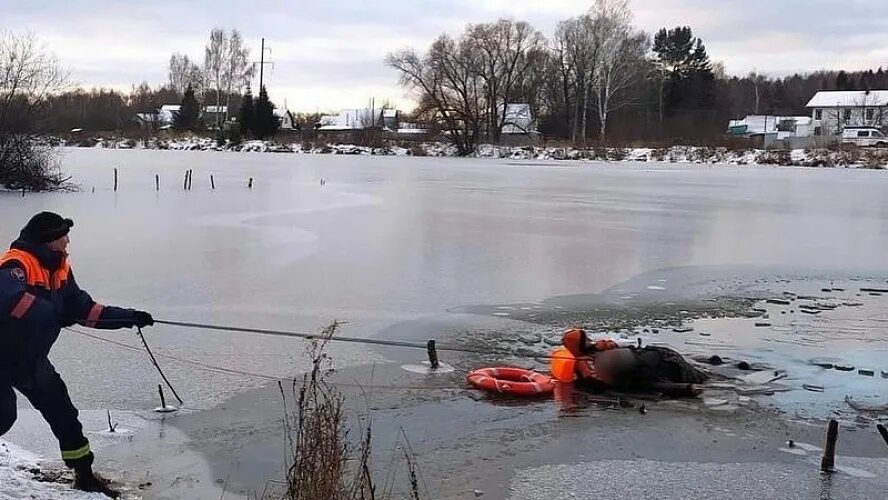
[0,440,108,499]
[54,136,888,169]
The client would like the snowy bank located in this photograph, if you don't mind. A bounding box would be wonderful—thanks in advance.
[56,136,888,169]
[0,440,109,499]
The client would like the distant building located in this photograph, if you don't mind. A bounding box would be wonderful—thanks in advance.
[382,109,400,131]
[316,109,383,131]
[275,109,295,130]
[728,115,812,139]
[500,103,537,136]
[202,105,228,128]
[134,104,179,129]
[806,90,888,135]
[395,121,434,135]
[133,104,229,130]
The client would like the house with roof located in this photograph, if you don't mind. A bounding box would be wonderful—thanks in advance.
[728,115,812,138]
[202,105,228,128]
[382,109,400,131]
[316,109,383,131]
[134,104,180,130]
[500,103,537,136]
[274,109,295,130]
[495,103,538,144]
[134,104,229,130]
[806,90,888,135]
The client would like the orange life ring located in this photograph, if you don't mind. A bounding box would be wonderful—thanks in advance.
[467,367,556,397]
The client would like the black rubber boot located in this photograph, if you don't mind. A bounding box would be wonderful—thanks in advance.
[73,468,120,498]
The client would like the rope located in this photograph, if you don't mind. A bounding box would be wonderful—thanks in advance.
[66,317,588,400]
[87,318,574,361]
[136,325,184,404]
[65,327,474,392]
[155,319,458,352]
[65,324,630,406]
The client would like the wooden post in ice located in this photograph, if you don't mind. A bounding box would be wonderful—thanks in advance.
[187,169,193,190]
[183,171,188,190]
[113,168,118,191]
[248,177,253,189]
[155,174,160,191]
[106,410,116,433]
[210,174,215,190]
[158,384,166,409]
[878,424,888,448]
[820,419,838,472]
[427,340,440,370]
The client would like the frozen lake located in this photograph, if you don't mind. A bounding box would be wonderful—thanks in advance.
[2,149,888,412]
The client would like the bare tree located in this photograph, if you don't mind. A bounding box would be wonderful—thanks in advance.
[203,29,253,127]
[203,28,229,128]
[387,34,485,155]
[168,53,203,95]
[0,31,68,190]
[0,31,67,130]
[467,20,545,143]
[513,47,557,134]
[555,14,602,144]
[223,30,253,122]
[592,0,647,141]
[551,23,580,138]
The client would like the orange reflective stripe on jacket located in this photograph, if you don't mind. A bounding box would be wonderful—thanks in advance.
[550,346,577,382]
[84,303,104,328]
[0,248,70,290]
[10,292,36,318]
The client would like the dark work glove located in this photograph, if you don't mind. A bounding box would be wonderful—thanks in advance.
[132,310,154,328]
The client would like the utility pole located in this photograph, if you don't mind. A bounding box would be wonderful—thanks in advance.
[260,38,265,89]
[255,38,274,90]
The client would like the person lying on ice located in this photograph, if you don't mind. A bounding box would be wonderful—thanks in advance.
[550,327,706,397]
[0,212,154,498]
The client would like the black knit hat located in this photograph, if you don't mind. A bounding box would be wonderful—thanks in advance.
[20,211,74,243]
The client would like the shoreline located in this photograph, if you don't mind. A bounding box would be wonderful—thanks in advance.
[45,137,888,169]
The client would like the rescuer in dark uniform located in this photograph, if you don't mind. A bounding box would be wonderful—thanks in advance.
[0,212,154,497]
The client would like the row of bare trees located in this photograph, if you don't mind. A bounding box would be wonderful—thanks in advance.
[554,0,647,142]
[168,28,254,127]
[387,0,647,154]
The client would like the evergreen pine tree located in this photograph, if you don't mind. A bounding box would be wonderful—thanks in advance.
[238,86,255,138]
[253,85,280,139]
[174,84,201,130]
[653,26,715,113]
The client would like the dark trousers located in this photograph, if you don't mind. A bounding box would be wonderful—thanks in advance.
[0,358,92,469]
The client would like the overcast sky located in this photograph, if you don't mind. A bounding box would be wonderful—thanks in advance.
[3,0,887,111]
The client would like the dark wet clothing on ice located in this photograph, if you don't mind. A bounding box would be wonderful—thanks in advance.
[577,346,707,397]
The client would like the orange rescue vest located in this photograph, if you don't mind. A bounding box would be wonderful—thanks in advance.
[550,346,577,382]
[0,248,70,290]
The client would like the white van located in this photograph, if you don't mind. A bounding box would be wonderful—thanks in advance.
[841,127,888,147]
